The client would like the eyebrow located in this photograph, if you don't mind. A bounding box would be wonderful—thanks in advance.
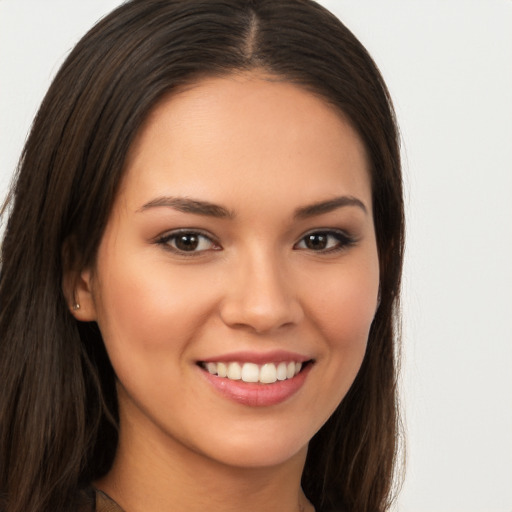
[138,194,367,219]
[294,196,368,218]
[138,196,234,218]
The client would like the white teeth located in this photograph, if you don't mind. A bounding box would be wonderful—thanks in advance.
[260,363,277,383]
[276,362,288,381]
[205,362,217,374]
[202,360,305,384]
[217,362,227,377]
[241,362,259,383]
[227,362,242,380]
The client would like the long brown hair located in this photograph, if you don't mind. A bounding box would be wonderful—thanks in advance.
[0,1,404,511]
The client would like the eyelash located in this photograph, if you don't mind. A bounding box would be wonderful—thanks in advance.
[155,229,220,256]
[293,229,356,254]
[155,229,356,256]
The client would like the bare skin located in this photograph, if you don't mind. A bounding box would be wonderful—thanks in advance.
[71,72,379,512]
[98,400,313,512]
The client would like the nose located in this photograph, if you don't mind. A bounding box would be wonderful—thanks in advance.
[219,250,304,334]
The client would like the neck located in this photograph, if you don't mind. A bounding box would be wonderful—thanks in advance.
[95,406,314,512]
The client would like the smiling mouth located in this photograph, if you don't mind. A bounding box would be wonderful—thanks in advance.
[198,360,312,384]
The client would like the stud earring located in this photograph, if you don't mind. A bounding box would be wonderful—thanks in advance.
[73,303,81,311]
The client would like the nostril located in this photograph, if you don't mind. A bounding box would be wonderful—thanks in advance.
[219,297,304,334]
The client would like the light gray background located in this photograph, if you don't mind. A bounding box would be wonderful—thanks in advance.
[1,1,511,511]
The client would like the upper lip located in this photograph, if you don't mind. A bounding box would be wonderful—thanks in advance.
[198,350,313,365]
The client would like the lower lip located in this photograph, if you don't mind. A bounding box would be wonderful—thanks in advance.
[199,364,312,407]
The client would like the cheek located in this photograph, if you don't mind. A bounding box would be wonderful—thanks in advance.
[91,263,211,415]
[303,254,379,401]
[310,261,379,344]
[292,264,378,437]
[92,250,217,367]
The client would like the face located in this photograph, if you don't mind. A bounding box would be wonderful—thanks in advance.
[73,74,379,470]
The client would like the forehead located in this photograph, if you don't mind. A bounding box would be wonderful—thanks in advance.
[120,73,372,213]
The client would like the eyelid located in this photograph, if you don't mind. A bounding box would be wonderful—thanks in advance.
[155,228,221,256]
[294,228,357,252]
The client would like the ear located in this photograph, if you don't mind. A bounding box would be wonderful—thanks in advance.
[62,267,98,322]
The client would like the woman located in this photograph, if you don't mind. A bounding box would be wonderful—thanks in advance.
[0,1,404,511]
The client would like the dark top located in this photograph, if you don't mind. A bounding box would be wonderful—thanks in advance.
[89,489,124,512]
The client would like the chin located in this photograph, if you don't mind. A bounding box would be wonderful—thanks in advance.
[202,439,309,470]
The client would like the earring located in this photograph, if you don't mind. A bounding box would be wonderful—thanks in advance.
[73,303,81,311]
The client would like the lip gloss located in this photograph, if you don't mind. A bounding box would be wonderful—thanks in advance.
[199,363,311,407]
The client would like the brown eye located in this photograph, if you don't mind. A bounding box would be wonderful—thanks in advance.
[174,233,201,251]
[295,230,355,253]
[304,233,329,250]
[158,231,218,254]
